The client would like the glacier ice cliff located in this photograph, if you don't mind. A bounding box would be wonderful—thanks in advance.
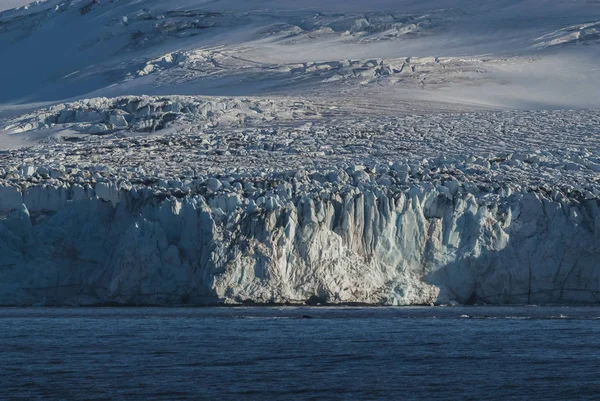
[0,160,598,306]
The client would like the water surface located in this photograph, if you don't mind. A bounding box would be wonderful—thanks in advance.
[1,306,599,400]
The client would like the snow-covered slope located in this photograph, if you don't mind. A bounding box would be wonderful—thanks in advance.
[0,1,599,306]
[0,0,599,110]
[0,0,34,12]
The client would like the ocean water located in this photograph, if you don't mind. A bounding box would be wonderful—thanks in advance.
[1,307,599,401]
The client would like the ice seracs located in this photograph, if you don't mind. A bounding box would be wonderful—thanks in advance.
[1,96,324,138]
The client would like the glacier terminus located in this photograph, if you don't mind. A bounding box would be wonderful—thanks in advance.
[0,0,599,306]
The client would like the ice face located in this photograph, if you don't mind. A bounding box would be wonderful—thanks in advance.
[1,162,598,306]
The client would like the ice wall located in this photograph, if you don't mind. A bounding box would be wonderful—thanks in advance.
[1,164,598,306]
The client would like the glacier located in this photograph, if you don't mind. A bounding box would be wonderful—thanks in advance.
[0,99,599,306]
[1,0,599,306]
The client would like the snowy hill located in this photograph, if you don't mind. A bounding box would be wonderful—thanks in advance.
[0,0,599,109]
[0,1,599,306]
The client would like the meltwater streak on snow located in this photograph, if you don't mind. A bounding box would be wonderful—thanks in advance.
[2,307,600,400]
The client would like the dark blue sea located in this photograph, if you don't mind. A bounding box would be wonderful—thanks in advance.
[1,307,599,401]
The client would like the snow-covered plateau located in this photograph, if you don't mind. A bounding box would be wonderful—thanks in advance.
[0,0,599,305]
